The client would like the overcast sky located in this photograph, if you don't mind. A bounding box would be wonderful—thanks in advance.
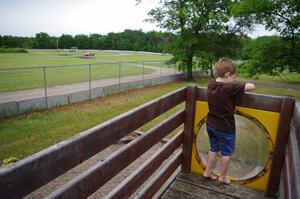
[0,0,276,38]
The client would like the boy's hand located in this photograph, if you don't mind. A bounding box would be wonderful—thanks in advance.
[245,83,256,91]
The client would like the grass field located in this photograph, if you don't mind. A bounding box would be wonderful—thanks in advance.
[1,79,299,165]
[0,50,172,92]
[257,71,300,86]
[0,49,172,69]
[0,63,156,92]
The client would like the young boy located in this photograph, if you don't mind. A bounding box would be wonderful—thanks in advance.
[203,58,255,184]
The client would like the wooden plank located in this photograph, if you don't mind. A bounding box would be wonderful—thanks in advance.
[46,110,184,199]
[196,87,208,101]
[283,147,292,199]
[267,96,295,197]
[277,102,300,199]
[287,126,300,199]
[182,85,197,173]
[0,87,186,199]
[161,180,234,199]
[278,172,285,199]
[152,167,181,199]
[196,87,283,112]
[291,128,300,199]
[104,131,183,199]
[134,150,182,199]
[176,173,268,199]
[161,188,205,199]
[292,101,300,155]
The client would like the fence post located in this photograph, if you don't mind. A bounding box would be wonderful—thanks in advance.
[182,84,197,173]
[43,67,48,108]
[160,60,163,84]
[142,61,145,86]
[89,64,91,99]
[119,62,121,92]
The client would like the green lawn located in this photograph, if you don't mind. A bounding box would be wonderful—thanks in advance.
[257,71,300,87]
[0,50,172,92]
[0,63,155,92]
[0,50,172,69]
[1,79,299,164]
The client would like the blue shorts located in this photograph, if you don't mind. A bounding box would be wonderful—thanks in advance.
[206,126,236,156]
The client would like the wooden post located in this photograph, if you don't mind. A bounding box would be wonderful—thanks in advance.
[182,84,197,173]
[267,96,295,197]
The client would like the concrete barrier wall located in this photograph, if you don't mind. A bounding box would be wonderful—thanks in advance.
[0,102,18,118]
[0,73,190,118]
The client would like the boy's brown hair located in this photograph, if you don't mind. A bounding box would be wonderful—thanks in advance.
[214,58,236,78]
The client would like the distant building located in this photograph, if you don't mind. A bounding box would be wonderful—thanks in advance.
[69,47,77,52]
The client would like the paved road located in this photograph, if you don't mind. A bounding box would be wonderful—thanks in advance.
[0,65,177,103]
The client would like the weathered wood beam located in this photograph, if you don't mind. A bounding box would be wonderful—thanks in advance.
[105,131,183,199]
[196,87,283,112]
[182,85,197,173]
[134,150,182,199]
[267,97,295,197]
[0,87,186,199]
[46,110,184,199]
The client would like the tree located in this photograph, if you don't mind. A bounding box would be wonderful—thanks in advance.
[74,34,90,49]
[231,0,300,74]
[239,36,292,77]
[33,32,54,49]
[59,34,74,49]
[194,33,243,77]
[1,35,27,48]
[89,34,103,49]
[1,29,173,52]
[146,0,249,80]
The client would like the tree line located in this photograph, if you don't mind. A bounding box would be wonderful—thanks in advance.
[0,29,174,53]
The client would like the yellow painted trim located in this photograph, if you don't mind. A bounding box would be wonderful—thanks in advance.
[191,101,280,192]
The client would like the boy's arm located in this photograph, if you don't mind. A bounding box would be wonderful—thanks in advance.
[244,83,256,91]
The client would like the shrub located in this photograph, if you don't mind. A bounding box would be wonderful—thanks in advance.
[0,47,28,53]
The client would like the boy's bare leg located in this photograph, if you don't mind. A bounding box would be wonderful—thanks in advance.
[218,155,231,184]
[203,151,217,179]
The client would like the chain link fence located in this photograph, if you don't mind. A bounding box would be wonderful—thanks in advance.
[0,60,178,104]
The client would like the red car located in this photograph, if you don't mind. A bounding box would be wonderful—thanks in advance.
[83,52,95,57]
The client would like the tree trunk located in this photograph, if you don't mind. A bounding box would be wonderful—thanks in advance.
[186,54,193,81]
[210,61,214,77]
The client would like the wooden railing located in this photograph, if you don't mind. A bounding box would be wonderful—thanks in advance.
[0,86,189,199]
[0,85,298,199]
[278,101,300,199]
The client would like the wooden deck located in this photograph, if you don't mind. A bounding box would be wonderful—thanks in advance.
[160,173,269,199]
[1,86,298,198]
